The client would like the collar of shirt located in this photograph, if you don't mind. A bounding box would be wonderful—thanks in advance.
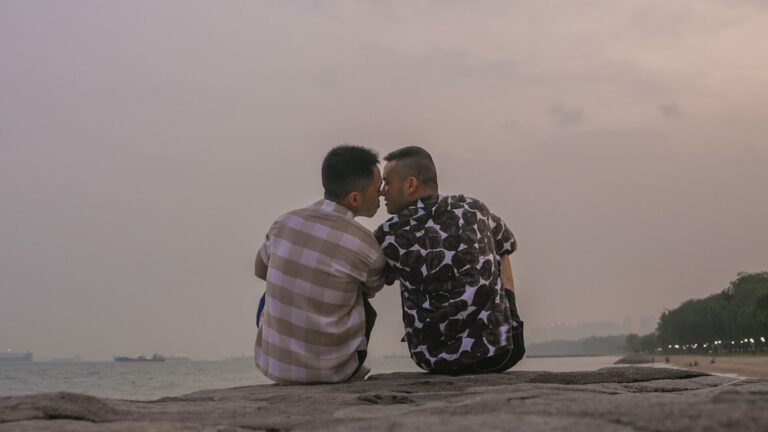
[313,199,355,220]
[413,193,440,210]
[397,194,441,219]
[379,194,441,236]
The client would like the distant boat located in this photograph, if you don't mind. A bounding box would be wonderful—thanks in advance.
[113,354,165,362]
[0,351,33,362]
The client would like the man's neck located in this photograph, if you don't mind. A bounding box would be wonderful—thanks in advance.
[417,188,438,200]
[324,196,357,217]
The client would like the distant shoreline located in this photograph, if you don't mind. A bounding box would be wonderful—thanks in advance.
[661,354,768,379]
[525,354,620,358]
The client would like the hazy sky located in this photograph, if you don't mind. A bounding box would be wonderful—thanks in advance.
[2,1,767,360]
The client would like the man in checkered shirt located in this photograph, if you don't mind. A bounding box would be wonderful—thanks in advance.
[253,145,385,384]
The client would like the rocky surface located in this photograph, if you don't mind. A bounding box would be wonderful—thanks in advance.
[1,367,767,431]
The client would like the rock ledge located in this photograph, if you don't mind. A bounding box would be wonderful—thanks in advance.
[1,367,767,431]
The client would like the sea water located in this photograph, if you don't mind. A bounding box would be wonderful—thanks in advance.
[0,355,621,401]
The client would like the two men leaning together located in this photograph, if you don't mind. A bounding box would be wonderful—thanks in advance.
[254,145,525,384]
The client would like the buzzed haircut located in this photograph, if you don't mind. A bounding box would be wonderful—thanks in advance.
[322,144,380,201]
[383,146,438,188]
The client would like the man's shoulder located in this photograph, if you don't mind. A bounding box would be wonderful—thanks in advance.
[267,202,335,238]
[274,206,380,254]
[276,199,344,222]
[374,195,481,236]
[270,205,309,226]
[440,194,491,213]
[283,204,367,230]
[444,193,484,205]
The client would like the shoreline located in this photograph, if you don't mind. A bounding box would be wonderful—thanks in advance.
[653,354,768,379]
[525,354,619,358]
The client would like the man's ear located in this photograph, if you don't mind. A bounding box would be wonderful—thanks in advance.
[347,191,360,207]
[406,176,419,194]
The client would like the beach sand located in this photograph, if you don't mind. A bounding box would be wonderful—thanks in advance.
[662,354,768,379]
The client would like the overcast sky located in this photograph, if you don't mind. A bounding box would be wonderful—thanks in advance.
[2,1,767,360]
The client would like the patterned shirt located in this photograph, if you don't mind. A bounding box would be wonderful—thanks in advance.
[256,199,385,384]
[374,194,517,372]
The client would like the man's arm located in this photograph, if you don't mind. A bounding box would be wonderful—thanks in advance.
[360,251,386,298]
[373,224,399,287]
[255,253,268,281]
[255,222,275,281]
[500,254,515,292]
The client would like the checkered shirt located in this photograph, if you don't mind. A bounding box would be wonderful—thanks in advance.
[255,199,385,384]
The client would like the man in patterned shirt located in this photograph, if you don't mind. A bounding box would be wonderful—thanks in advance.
[374,146,524,374]
[254,145,386,384]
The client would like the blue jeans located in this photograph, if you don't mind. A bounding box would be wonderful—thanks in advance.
[354,297,377,370]
[256,293,266,327]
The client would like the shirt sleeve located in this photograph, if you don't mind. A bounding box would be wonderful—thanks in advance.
[383,262,398,286]
[361,247,386,298]
[490,213,517,256]
[257,222,277,265]
[374,223,399,286]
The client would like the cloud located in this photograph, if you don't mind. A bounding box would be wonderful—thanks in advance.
[548,103,584,127]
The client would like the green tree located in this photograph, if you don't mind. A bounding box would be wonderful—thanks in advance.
[656,272,768,350]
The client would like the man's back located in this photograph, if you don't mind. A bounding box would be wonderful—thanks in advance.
[375,194,517,372]
[256,199,384,384]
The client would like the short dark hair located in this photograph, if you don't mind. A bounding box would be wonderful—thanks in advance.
[383,146,438,188]
[322,144,379,201]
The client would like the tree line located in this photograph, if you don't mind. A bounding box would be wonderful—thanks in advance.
[625,272,768,354]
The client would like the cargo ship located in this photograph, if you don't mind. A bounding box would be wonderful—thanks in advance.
[0,350,33,362]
